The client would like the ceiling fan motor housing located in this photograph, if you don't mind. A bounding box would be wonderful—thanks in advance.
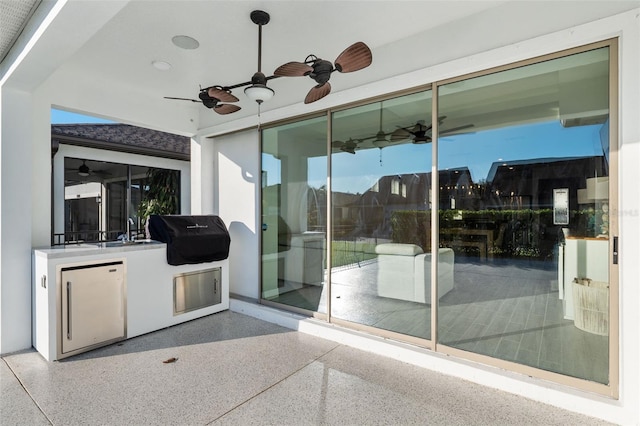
[250,72,268,85]
[309,60,334,85]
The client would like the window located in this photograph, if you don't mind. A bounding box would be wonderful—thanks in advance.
[60,158,180,244]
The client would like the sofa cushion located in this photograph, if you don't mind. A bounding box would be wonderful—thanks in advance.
[375,243,424,256]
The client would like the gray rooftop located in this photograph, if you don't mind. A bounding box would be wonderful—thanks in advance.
[52,123,190,160]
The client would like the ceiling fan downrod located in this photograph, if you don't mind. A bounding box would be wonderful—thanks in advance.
[245,10,274,105]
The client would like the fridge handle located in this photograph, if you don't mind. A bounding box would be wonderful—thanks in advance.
[66,281,72,340]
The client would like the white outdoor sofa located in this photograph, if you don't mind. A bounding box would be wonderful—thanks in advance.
[375,243,455,304]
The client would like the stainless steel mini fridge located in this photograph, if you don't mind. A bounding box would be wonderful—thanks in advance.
[59,261,126,358]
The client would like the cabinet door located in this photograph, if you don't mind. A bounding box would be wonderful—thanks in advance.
[61,263,125,354]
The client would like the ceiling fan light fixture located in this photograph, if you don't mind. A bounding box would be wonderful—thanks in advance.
[244,72,274,104]
[373,139,388,148]
[78,162,90,177]
[244,85,274,104]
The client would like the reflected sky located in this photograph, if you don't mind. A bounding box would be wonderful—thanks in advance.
[327,120,605,194]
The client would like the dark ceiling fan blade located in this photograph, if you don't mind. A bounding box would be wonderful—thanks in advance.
[441,124,475,135]
[334,42,372,73]
[213,104,241,115]
[274,61,314,77]
[164,97,200,103]
[207,87,239,103]
[304,83,331,104]
[390,128,411,142]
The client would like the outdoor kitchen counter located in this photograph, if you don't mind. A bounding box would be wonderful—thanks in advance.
[33,240,165,259]
[33,242,229,361]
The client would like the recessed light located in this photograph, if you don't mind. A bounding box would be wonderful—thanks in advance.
[152,60,172,71]
[172,35,199,50]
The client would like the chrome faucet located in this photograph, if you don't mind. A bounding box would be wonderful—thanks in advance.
[127,218,135,241]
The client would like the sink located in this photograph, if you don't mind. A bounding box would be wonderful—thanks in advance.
[102,239,157,247]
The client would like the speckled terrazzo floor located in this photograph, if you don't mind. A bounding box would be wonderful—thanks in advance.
[1,310,612,426]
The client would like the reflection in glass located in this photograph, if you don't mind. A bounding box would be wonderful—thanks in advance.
[436,47,610,384]
[261,116,328,313]
[330,92,433,339]
[62,158,180,244]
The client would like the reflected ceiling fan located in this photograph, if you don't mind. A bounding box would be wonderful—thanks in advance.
[274,41,373,104]
[65,160,111,179]
[391,116,474,144]
[332,138,362,154]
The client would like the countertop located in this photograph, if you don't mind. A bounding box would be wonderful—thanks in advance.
[33,240,165,259]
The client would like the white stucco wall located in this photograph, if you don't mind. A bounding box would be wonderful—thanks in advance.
[0,88,35,352]
[212,130,261,300]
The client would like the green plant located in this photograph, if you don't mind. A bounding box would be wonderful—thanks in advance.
[137,168,179,226]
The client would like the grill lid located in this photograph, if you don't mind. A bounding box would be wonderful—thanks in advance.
[148,215,230,266]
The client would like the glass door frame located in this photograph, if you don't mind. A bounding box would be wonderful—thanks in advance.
[258,38,619,397]
[430,38,619,398]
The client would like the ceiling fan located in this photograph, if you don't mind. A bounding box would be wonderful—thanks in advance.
[391,116,474,144]
[332,102,394,159]
[164,87,240,115]
[332,138,362,154]
[164,10,278,113]
[274,41,373,104]
[66,160,111,179]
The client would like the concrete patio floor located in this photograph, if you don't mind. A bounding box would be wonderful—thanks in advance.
[1,305,613,425]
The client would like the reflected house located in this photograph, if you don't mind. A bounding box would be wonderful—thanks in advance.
[333,168,473,241]
[486,155,608,211]
[331,155,608,259]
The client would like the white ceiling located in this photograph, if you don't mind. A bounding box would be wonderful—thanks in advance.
[2,1,639,135]
[58,1,509,129]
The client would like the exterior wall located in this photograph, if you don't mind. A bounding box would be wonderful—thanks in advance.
[0,88,35,352]
[213,130,260,300]
[215,10,640,425]
[190,135,214,215]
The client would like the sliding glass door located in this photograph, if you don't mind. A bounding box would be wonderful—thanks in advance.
[261,116,328,313]
[260,40,616,391]
[330,92,433,340]
[436,46,612,384]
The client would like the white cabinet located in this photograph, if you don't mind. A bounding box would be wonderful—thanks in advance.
[33,243,229,361]
[559,237,609,320]
[284,232,325,285]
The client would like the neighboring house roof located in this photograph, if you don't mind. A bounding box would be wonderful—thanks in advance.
[51,123,190,160]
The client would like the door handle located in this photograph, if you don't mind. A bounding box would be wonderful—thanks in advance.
[613,236,618,265]
[66,281,72,340]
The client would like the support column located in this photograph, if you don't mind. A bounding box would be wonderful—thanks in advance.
[190,135,215,215]
[0,87,49,354]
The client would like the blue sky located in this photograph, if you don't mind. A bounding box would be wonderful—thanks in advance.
[51,108,115,124]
